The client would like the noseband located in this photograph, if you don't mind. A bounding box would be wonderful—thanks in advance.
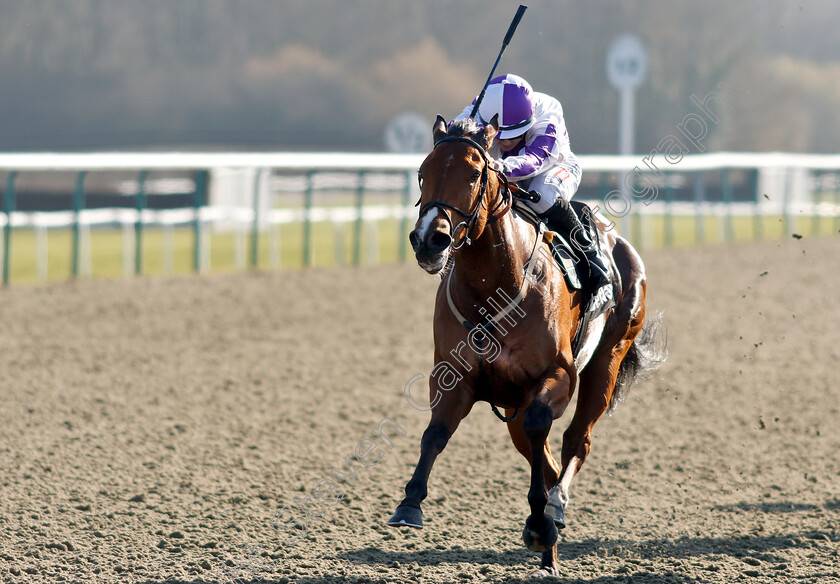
[416,136,513,249]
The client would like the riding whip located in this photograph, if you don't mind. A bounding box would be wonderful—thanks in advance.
[469,5,528,120]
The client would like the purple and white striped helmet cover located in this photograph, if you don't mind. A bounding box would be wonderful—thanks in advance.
[475,74,535,140]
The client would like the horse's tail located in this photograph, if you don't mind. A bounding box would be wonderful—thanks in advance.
[608,310,668,414]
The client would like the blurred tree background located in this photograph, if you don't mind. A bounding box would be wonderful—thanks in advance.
[0,0,837,153]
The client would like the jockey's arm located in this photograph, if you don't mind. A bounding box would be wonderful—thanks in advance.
[497,118,564,182]
[451,104,568,184]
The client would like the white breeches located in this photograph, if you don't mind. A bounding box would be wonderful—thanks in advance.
[519,157,582,214]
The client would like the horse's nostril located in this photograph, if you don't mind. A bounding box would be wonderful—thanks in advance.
[409,230,421,252]
[428,231,452,253]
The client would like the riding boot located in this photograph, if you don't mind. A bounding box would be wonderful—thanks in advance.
[538,198,613,313]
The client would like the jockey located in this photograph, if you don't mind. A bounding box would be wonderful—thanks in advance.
[453,74,612,313]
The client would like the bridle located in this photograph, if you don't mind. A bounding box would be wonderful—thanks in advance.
[416,135,529,425]
[416,136,513,249]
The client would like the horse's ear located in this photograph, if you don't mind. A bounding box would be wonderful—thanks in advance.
[482,114,499,148]
[432,115,447,144]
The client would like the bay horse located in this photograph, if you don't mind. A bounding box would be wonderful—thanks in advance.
[387,115,665,576]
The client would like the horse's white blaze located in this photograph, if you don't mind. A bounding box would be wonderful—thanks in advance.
[416,206,440,240]
[574,313,607,372]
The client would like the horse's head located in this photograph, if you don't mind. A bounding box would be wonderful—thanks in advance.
[409,114,502,274]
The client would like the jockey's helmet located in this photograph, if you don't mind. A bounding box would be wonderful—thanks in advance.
[475,74,535,140]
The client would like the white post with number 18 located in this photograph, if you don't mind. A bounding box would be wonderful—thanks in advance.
[606,34,648,243]
[607,34,648,155]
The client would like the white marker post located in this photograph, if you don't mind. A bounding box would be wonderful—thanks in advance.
[606,35,648,242]
[384,112,432,154]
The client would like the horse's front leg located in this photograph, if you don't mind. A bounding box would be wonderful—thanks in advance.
[521,369,574,573]
[387,377,473,529]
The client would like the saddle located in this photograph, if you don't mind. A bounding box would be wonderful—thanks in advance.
[512,199,602,294]
[512,199,608,359]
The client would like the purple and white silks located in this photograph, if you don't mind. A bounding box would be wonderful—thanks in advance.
[454,90,580,210]
[455,91,575,180]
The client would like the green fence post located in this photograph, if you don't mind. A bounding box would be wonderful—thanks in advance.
[598,172,610,202]
[597,172,611,236]
[302,170,314,267]
[192,170,207,273]
[783,168,793,238]
[399,170,412,262]
[721,168,733,242]
[631,190,642,250]
[664,172,674,247]
[810,170,821,237]
[834,172,840,234]
[3,171,17,286]
[250,168,262,269]
[353,171,366,266]
[71,171,87,278]
[693,171,705,244]
[134,170,147,275]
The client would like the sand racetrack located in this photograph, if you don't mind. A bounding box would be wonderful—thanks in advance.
[1,237,839,584]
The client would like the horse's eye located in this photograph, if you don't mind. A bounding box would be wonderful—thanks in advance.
[470,170,481,183]
[417,170,424,187]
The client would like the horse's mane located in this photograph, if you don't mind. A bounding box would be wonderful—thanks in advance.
[446,117,483,138]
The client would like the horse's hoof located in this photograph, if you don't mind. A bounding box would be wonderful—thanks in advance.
[529,567,559,578]
[522,515,558,552]
[545,487,566,529]
[386,504,423,528]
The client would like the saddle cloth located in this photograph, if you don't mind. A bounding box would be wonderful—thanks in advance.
[512,199,603,293]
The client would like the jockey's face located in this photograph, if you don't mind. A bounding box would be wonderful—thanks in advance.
[496,133,526,153]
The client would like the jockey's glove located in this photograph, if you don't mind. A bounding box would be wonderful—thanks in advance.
[522,190,541,203]
[510,188,540,203]
[489,158,505,173]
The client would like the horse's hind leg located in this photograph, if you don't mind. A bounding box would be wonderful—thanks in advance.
[507,406,564,576]
[506,412,561,492]
[553,265,646,521]
[509,417,568,529]
[521,400,559,554]
[520,369,574,559]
